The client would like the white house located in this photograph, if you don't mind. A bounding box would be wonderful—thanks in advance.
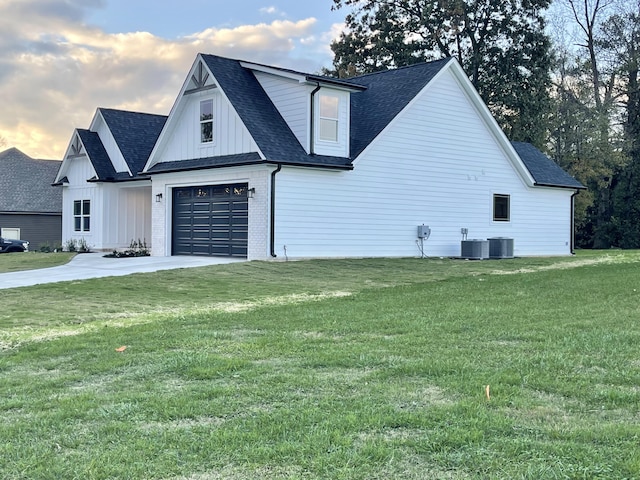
[57,53,584,260]
[54,108,166,251]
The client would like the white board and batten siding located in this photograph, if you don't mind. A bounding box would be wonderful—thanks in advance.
[254,72,311,151]
[155,89,258,163]
[273,68,575,259]
[60,155,100,248]
[101,183,152,250]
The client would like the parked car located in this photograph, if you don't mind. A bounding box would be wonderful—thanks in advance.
[0,237,29,253]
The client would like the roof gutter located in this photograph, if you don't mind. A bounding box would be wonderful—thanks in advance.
[270,163,282,258]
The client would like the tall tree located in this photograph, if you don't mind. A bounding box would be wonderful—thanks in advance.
[607,4,640,247]
[329,0,555,146]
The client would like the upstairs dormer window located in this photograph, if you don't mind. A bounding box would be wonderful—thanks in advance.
[319,94,339,142]
[200,99,214,143]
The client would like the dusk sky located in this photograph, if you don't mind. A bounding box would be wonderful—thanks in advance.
[0,0,347,159]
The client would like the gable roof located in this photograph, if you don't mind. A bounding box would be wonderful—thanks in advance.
[145,54,581,191]
[199,54,351,168]
[98,108,167,177]
[75,129,117,181]
[146,54,451,174]
[0,148,62,213]
[511,142,585,189]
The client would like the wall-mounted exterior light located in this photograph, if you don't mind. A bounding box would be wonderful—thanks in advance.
[248,187,256,199]
[155,193,163,203]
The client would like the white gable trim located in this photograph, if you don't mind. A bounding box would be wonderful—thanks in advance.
[89,109,132,176]
[144,54,265,172]
[55,130,98,183]
[351,59,536,187]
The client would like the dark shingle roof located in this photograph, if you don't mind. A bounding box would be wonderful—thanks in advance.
[344,58,452,158]
[201,54,345,166]
[511,142,585,189]
[146,151,353,175]
[198,54,450,166]
[76,129,116,180]
[0,147,62,213]
[98,108,167,176]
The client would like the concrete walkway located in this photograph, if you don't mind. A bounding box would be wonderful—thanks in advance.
[0,253,244,289]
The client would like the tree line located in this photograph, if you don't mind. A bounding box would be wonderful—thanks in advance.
[328,0,640,249]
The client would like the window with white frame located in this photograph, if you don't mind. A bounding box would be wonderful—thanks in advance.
[493,194,510,222]
[200,99,214,144]
[74,200,91,232]
[318,94,339,142]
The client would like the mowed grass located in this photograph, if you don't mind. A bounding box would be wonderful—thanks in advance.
[1,252,640,479]
[0,251,75,273]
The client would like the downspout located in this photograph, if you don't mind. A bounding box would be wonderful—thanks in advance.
[309,82,321,155]
[270,163,282,258]
[570,190,579,254]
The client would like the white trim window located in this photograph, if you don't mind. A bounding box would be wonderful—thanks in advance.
[318,94,339,142]
[74,199,91,232]
[200,99,214,144]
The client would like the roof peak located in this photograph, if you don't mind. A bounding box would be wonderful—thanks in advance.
[98,107,167,119]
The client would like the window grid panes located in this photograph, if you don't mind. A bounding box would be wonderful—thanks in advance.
[200,99,213,143]
[73,200,91,232]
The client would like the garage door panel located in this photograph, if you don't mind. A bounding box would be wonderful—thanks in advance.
[172,183,248,257]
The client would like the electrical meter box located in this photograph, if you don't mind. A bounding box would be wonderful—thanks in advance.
[417,225,431,238]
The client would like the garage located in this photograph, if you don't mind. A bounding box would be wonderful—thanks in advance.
[172,183,248,257]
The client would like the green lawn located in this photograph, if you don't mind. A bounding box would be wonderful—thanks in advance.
[1,252,640,479]
[0,251,75,273]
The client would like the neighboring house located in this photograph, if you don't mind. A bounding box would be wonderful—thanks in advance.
[0,147,62,249]
[59,53,584,259]
[54,108,166,251]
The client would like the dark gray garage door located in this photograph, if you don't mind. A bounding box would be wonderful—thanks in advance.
[172,184,248,257]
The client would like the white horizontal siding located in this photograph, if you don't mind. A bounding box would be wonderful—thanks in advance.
[157,89,258,162]
[273,69,575,259]
[254,72,310,151]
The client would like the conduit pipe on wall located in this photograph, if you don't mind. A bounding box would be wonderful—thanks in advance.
[270,163,282,258]
[309,82,321,155]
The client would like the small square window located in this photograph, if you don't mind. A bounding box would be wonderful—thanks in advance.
[493,194,510,222]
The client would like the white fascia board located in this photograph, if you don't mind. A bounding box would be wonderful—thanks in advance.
[241,61,361,92]
[90,108,132,176]
[446,61,536,187]
[55,130,85,183]
[239,62,306,82]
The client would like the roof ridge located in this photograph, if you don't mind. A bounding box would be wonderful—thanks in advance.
[98,107,167,119]
[345,57,452,81]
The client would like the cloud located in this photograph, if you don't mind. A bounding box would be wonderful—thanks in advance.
[259,6,278,15]
[0,2,334,159]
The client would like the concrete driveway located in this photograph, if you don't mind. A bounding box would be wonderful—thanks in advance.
[0,253,245,289]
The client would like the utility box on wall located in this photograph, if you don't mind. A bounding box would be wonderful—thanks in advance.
[417,225,431,238]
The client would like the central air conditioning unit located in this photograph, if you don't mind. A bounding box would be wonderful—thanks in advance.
[460,239,489,260]
[488,237,514,259]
